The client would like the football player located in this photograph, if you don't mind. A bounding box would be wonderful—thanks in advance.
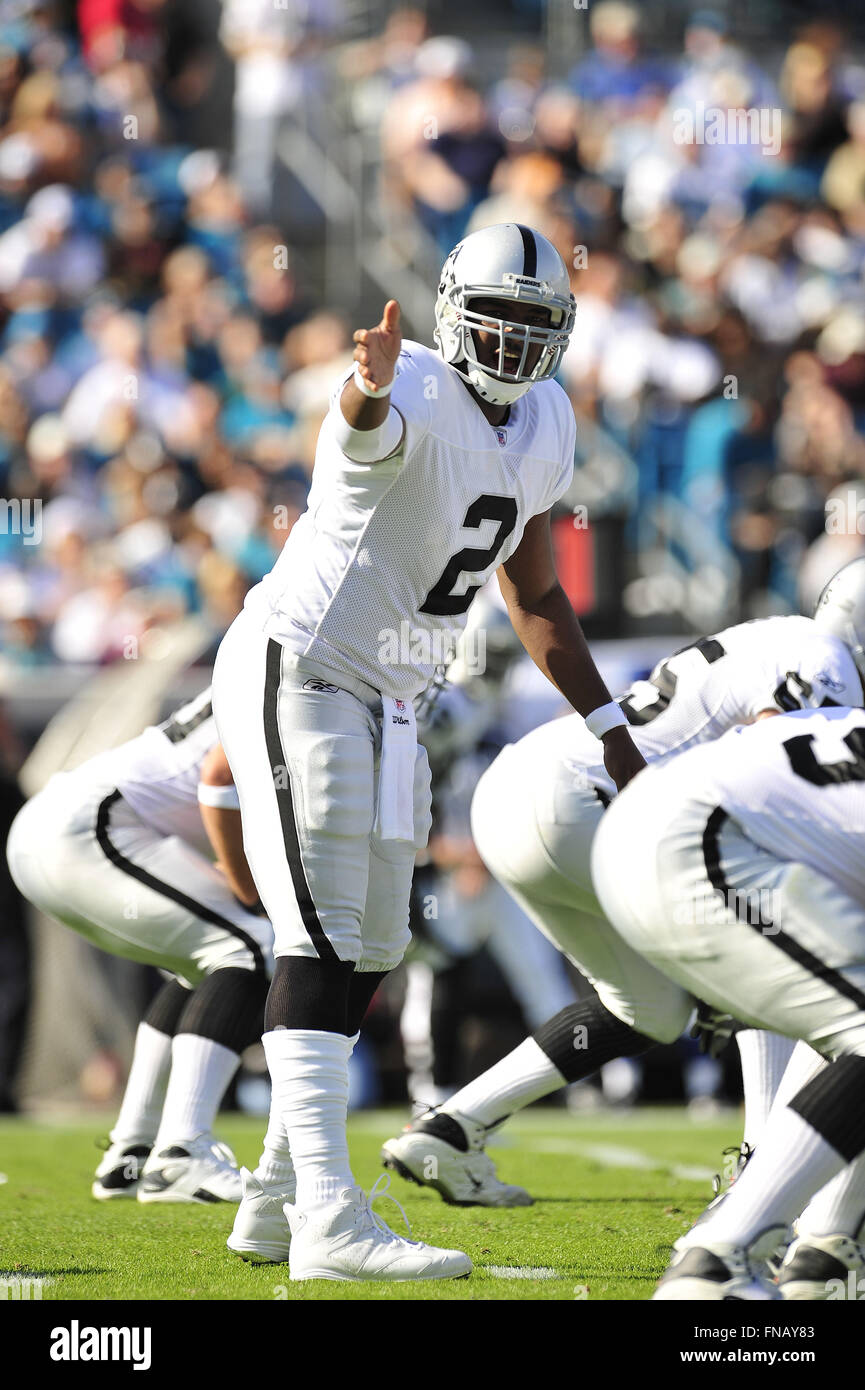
[212,223,645,1281]
[6,687,273,1204]
[592,704,865,1299]
[381,563,865,1205]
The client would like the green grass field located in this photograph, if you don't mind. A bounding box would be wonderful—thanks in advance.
[0,1105,740,1302]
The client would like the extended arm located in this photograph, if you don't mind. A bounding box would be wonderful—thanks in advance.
[498,510,646,790]
[198,743,262,909]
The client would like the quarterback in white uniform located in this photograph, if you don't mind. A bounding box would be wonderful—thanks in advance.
[7,687,273,1205]
[382,576,865,1206]
[592,703,865,1299]
[212,223,645,1281]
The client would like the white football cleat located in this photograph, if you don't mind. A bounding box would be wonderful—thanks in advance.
[778,1232,865,1300]
[381,1108,533,1208]
[137,1133,243,1204]
[92,1140,152,1200]
[653,1236,780,1301]
[227,1167,295,1264]
[286,1174,473,1282]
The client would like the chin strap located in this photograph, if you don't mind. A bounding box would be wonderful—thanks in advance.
[445,354,533,406]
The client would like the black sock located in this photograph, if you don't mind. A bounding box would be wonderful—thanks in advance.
[347,970,388,1035]
[789,1055,865,1161]
[532,997,657,1083]
[264,955,355,1034]
[142,978,193,1037]
[178,968,268,1053]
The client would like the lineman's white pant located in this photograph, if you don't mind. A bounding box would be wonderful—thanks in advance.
[7,771,272,984]
[470,741,692,1042]
[212,609,431,971]
[591,771,865,1059]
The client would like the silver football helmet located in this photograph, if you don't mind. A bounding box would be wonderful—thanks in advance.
[813,557,865,679]
[434,223,576,406]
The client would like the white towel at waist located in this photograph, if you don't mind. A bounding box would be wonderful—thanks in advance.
[374,695,417,842]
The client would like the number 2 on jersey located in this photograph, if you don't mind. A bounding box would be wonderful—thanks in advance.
[419,495,518,617]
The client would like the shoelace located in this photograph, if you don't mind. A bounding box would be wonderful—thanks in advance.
[711,1141,755,1197]
[362,1173,419,1246]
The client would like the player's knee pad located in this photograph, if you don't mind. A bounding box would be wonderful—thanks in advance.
[177,966,268,1053]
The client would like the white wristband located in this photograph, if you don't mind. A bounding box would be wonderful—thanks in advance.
[353,363,393,398]
[197,781,241,810]
[585,701,628,739]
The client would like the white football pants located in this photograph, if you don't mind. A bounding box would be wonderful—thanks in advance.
[212,608,431,971]
[7,770,272,984]
[470,739,692,1042]
[592,770,865,1059]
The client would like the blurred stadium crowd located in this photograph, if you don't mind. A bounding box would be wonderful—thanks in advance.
[2,1,865,671]
[3,0,865,1115]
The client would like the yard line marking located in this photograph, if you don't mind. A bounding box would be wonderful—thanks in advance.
[484,1266,559,1280]
[528,1138,715,1183]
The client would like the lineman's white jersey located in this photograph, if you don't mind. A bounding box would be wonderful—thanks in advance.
[509,615,863,798]
[243,340,575,699]
[72,687,220,859]
[653,706,865,909]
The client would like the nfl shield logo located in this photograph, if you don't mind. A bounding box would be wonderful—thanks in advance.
[495,427,507,446]
[395,699,406,712]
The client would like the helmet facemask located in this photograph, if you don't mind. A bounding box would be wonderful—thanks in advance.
[435,271,576,406]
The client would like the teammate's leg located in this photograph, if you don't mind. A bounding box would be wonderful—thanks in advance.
[140,964,268,1204]
[736,1030,796,1150]
[382,751,691,1203]
[93,976,191,1199]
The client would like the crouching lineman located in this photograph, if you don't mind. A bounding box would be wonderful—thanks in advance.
[382,564,865,1204]
[6,687,273,1205]
[592,703,865,1299]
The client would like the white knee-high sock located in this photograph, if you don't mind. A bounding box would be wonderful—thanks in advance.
[687,1107,849,1249]
[153,1035,239,1148]
[254,1108,296,1190]
[443,1038,564,1128]
[110,1022,172,1147]
[263,1028,356,1210]
[797,1153,865,1239]
[737,1030,796,1149]
[768,1040,826,1115]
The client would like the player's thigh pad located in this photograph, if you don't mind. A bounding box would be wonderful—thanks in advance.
[594,786,865,1059]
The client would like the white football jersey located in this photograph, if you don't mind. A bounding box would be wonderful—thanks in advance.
[507,615,863,797]
[650,706,865,907]
[244,340,575,699]
[73,687,218,858]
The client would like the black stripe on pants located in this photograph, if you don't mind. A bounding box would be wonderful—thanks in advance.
[702,805,865,1016]
[262,638,339,962]
[95,790,266,974]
